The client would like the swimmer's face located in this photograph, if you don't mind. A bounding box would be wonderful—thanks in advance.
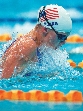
[43,28,67,49]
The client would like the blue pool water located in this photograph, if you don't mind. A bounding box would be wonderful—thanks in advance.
[0,0,83,111]
[0,101,83,111]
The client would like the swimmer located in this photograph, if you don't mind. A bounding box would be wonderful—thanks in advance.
[1,4,72,79]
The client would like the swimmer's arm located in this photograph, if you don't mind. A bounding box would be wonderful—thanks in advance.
[1,35,37,79]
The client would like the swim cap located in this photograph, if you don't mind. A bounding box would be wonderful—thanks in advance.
[38,4,72,33]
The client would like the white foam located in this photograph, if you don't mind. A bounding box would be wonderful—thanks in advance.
[18,44,80,79]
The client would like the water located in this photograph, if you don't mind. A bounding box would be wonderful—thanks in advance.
[0,0,83,111]
[0,101,83,111]
[0,43,82,93]
[0,0,83,36]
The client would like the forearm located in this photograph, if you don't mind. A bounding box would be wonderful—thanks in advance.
[1,49,20,78]
[1,59,17,78]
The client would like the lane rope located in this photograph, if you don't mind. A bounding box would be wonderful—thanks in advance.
[0,90,83,102]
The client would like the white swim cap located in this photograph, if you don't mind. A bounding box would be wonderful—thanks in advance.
[38,4,72,33]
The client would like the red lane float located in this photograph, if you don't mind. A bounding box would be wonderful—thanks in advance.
[67,59,77,68]
[66,34,83,43]
[0,89,83,102]
[68,59,83,68]
[78,61,83,68]
[0,33,12,42]
[65,90,83,102]
[47,90,65,102]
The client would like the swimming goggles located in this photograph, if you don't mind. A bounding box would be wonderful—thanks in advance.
[38,6,69,42]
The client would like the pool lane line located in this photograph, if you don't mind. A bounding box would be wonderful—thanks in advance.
[0,89,83,102]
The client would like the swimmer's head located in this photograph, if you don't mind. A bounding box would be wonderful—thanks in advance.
[38,4,72,35]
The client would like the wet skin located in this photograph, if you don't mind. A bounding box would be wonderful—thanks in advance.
[1,24,66,79]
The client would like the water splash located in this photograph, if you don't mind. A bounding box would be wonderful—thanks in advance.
[0,41,82,91]
[16,44,80,79]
